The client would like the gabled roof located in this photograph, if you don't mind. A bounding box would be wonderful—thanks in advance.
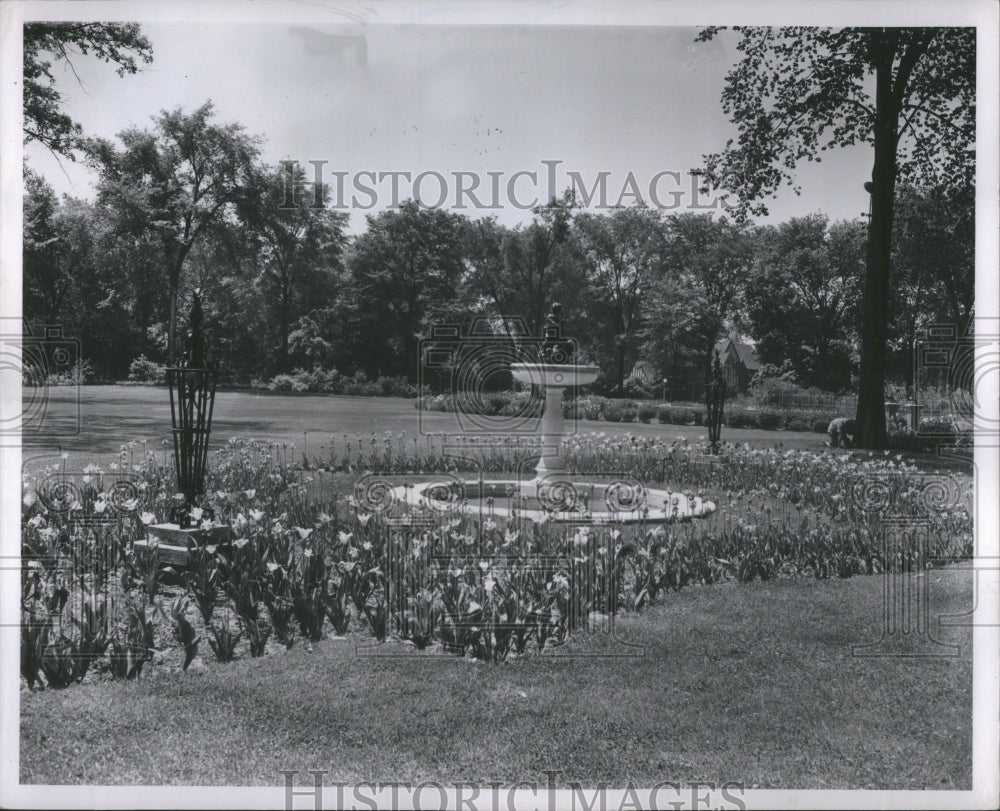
[733,341,760,371]
[715,336,760,371]
[626,360,654,382]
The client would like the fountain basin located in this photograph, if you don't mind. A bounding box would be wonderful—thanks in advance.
[388,478,716,524]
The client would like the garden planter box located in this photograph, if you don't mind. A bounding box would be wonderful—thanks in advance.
[133,524,233,567]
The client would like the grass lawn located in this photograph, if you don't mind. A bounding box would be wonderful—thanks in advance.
[24,385,969,474]
[20,567,972,789]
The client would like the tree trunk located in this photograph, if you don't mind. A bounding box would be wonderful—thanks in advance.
[616,340,625,397]
[279,284,291,374]
[167,280,178,363]
[855,34,899,449]
[166,245,189,364]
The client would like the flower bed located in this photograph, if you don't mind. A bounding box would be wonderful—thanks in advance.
[20,436,973,686]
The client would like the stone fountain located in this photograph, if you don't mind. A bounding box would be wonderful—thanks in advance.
[392,305,715,523]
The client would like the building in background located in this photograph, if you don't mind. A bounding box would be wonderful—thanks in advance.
[713,336,760,393]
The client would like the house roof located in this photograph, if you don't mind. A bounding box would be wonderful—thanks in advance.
[715,337,760,371]
[626,360,653,381]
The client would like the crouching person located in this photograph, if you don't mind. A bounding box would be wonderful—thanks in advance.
[827,417,856,448]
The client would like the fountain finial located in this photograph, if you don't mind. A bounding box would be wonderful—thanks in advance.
[541,301,574,364]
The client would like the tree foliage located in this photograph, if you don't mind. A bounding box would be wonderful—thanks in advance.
[87,101,261,359]
[343,201,470,379]
[698,26,975,446]
[240,165,349,372]
[887,182,975,388]
[465,192,583,341]
[23,23,153,157]
[575,207,664,394]
[698,27,975,215]
[747,215,865,391]
[23,133,971,399]
[661,213,753,370]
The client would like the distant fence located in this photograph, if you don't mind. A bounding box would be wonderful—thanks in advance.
[769,392,858,414]
[767,389,953,418]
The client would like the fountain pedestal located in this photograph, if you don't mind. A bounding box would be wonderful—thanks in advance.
[511,362,600,477]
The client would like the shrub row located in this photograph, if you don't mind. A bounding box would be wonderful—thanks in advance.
[416,391,544,417]
[255,369,418,398]
[886,416,972,452]
[23,358,99,386]
[416,390,837,433]
[724,408,830,433]
[127,354,167,384]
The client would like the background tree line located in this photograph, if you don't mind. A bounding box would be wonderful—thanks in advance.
[23,100,972,399]
[21,22,975,448]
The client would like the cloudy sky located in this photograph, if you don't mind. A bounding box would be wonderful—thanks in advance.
[26,21,877,232]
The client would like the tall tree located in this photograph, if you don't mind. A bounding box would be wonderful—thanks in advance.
[660,213,753,378]
[241,165,348,372]
[345,201,469,379]
[575,207,665,394]
[888,182,975,389]
[639,273,705,401]
[747,215,865,391]
[697,27,975,446]
[23,23,153,157]
[181,220,265,379]
[22,169,64,321]
[88,102,261,360]
[22,173,144,379]
[466,192,583,341]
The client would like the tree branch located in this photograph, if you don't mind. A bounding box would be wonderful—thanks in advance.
[897,99,965,143]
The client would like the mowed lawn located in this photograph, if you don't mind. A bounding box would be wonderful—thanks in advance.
[21,384,958,473]
[25,384,828,459]
[20,568,973,789]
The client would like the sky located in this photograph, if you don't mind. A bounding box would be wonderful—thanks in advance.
[25,22,877,233]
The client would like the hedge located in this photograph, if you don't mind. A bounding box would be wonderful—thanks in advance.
[257,369,418,398]
[416,390,840,433]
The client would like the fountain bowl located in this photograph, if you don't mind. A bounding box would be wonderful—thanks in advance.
[510,362,600,388]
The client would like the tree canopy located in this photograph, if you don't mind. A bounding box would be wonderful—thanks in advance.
[87,101,262,359]
[24,164,971,403]
[698,27,975,215]
[23,23,153,157]
[747,214,865,390]
[697,26,975,447]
